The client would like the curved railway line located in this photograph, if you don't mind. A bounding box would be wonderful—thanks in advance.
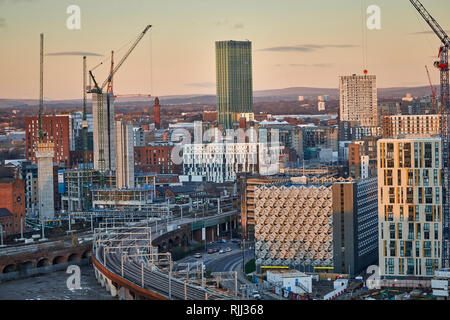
[93,210,237,300]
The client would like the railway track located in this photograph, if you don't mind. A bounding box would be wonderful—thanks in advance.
[94,213,236,300]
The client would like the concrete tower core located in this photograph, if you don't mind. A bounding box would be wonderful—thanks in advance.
[36,142,55,220]
[92,92,116,171]
[116,121,135,189]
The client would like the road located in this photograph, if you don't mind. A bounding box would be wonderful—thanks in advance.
[173,241,280,300]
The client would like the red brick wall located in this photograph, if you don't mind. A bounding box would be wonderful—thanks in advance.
[0,179,25,235]
[26,116,71,167]
[134,146,181,174]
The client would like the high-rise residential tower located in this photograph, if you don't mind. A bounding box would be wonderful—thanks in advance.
[92,92,116,171]
[339,73,378,127]
[116,121,135,189]
[378,137,443,277]
[215,40,253,129]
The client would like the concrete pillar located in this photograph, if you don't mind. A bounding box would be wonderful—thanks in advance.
[107,278,117,297]
[36,142,55,220]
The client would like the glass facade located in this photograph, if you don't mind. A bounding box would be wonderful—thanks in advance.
[215,41,253,129]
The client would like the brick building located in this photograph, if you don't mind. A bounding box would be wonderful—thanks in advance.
[26,115,71,167]
[0,169,25,236]
[134,143,181,174]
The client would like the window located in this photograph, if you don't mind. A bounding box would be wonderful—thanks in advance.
[424,143,432,168]
[424,188,433,204]
[388,258,395,274]
[407,258,414,275]
[390,223,396,239]
[424,223,430,240]
[425,206,433,222]
[408,223,414,240]
[406,188,414,204]
[424,241,432,257]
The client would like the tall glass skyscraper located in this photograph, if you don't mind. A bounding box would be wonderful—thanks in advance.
[215,40,253,129]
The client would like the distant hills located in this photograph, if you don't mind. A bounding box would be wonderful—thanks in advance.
[0,85,435,109]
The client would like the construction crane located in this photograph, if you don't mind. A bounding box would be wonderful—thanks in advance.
[425,65,437,113]
[88,25,152,95]
[39,33,45,143]
[87,25,151,186]
[81,56,90,211]
[106,51,114,94]
[410,0,450,268]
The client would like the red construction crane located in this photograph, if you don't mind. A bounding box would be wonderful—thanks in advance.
[425,65,437,113]
[410,0,450,268]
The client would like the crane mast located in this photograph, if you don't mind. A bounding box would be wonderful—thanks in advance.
[425,65,437,113]
[39,33,44,143]
[101,25,152,91]
[410,0,450,268]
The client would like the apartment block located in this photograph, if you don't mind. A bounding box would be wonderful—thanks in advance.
[339,74,378,127]
[382,114,441,138]
[378,137,443,277]
[25,115,71,167]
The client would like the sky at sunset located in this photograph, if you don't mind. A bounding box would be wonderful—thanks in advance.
[0,0,450,100]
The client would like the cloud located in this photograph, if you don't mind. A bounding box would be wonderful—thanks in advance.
[45,51,103,57]
[409,30,450,35]
[185,82,216,88]
[275,63,333,68]
[215,20,244,29]
[260,44,358,52]
[0,18,6,28]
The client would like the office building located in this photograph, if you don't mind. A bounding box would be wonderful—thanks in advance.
[182,142,281,183]
[216,40,253,129]
[134,142,181,175]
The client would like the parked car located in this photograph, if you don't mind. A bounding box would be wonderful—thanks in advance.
[225,247,232,253]
[194,253,202,258]
[207,249,215,254]
[251,291,261,299]
[219,249,225,254]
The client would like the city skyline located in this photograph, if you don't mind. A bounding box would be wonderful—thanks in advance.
[1,0,450,100]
